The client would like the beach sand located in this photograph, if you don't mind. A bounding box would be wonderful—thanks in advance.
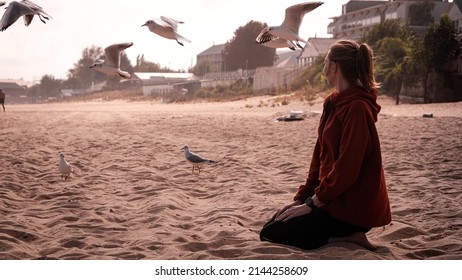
[0,95,461,260]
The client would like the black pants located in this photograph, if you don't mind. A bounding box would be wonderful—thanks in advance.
[260,209,370,250]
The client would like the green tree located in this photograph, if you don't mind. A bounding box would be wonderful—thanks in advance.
[28,75,63,99]
[222,21,276,71]
[134,54,174,72]
[409,0,434,26]
[361,19,414,48]
[375,37,411,104]
[190,59,212,76]
[420,14,461,102]
[362,19,419,103]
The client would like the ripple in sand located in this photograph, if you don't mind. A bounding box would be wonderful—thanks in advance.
[0,229,39,243]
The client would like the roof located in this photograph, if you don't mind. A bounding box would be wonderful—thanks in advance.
[455,0,462,13]
[133,72,199,81]
[197,43,226,56]
[0,79,33,89]
[299,37,337,58]
[343,1,388,14]
[0,82,28,91]
[274,49,302,68]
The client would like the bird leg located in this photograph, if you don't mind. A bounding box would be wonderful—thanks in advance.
[176,40,184,46]
[296,41,304,49]
[38,14,47,24]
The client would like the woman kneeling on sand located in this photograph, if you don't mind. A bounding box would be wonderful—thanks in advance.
[260,39,391,250]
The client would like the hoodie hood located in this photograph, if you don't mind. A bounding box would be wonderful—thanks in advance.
[327,85,381,122]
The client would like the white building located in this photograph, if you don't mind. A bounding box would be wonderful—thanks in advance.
[133,72,200,96]
[298,38,337,68]
[328,0,452,39]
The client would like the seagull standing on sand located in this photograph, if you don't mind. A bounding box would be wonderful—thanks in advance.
[0,0,52,32]
[182,145,216,173]
[256,2,323,50]
[59,152,73,181]
[142,16,191,46]
[89,42,133,79]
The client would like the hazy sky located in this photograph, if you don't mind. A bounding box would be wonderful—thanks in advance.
[0,0,347,81]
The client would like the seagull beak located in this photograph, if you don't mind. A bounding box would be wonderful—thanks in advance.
[141,23,146,27]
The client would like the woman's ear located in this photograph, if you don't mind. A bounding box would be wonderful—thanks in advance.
[331,62,336,75]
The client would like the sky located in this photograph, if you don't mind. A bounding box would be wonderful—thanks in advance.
[0,0,348,82]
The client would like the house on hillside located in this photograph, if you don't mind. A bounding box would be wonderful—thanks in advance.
[298,37,337,67]
[0,79,32,103]
[196,43,226,73]
[133,72,200,97]
[253,38,334,93]
[328,0,452,39]
[449,0,462,33]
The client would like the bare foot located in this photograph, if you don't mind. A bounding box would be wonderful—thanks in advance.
[328,232,377,250]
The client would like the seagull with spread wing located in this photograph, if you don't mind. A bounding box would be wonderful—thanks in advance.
[0,0,52,32]
[142,16,191,46]
[256,2,323,50]
[89,42,133,79]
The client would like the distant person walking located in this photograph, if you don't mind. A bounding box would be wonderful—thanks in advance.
[0,88,5,112]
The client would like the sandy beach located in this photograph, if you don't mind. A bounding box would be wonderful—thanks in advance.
[0,95,461,260]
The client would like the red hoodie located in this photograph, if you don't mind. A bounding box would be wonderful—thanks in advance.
[294,86,391,228]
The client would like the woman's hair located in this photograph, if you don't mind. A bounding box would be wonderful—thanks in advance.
[327,39,380,92]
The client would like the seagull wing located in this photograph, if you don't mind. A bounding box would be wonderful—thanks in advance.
[281,2,323,33]
[21,0,52,19]
[104,42,133,68]
[159,16,183,30]
[186,151,210,163]
[256,26,279,44]
[0,1,35,31]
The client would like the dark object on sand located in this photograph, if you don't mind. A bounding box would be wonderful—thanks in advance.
[277,110,305,122]
[422,113,433,118]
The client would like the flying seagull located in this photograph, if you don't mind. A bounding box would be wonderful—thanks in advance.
[181,145,216,173]
[89,42,133,79]
[142,16,191,46]
[0,0,52,32]
[256,2,323,50]
[59,152,74,181]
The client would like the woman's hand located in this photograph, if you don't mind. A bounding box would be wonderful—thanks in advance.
[274,203,312,221]
[272,200,302,221]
